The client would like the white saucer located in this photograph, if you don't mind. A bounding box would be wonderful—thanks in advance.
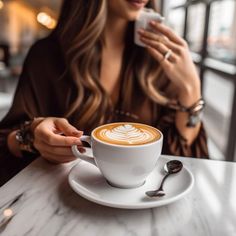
[68,156,194,209]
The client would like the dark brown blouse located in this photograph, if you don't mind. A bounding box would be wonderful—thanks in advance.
[0,35,208,184]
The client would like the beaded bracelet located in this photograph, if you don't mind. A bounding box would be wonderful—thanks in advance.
[168,98,206,127]
[177,98,205,113]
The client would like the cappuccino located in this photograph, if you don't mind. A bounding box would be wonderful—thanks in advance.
[72,122,163,188]
[93,123,161,146]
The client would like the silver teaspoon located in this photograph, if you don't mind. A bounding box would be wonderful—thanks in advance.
[146,160,183,198]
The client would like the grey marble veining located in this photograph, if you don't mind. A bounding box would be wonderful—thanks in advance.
[0,156,236,236]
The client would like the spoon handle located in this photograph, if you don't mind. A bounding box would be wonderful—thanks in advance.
[158,173,171,191]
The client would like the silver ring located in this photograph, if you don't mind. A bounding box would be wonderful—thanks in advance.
[163,49,172,60]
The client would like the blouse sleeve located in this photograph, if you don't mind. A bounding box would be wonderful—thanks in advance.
[0,37,63,185]
[0,46,41,158]
[156,107,209,158]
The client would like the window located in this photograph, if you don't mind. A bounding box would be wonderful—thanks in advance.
[164,0,186,9]
[208,0,236,64]
[203,70,234,159]
[166,8,185,37]
[187,3,206,53]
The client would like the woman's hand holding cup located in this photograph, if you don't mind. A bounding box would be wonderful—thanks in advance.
[33,117,85,164]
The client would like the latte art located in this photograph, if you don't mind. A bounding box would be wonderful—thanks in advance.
[93,123,161,146]
[101,124,153,144]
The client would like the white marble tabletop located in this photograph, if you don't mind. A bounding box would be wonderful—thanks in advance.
[0,155,236,236]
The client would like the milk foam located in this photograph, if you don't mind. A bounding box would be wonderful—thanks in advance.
[98,124,156,145]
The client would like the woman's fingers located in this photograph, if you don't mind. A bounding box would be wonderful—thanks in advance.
[54,118,83,137]
[147,46,172,70]
[35,140,87,164]
[35,138,86,155]
[34,118,83,147]
[35,141,73,156]
[35,127,82,146]
[40,145,86,163]
[149,21,186,46]
[138,29,181,54]
[140,37,177,63]
[33,117,86,163]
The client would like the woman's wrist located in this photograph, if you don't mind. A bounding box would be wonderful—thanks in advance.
[178,82,201,107]
[175,81,204,128]
[7,130,22,157]
[7,118,44,158]
[16,118,45,155]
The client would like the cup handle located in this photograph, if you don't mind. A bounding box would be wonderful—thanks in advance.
[71,135,97,166]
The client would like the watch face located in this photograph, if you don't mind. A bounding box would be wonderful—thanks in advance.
[187,113,201,127]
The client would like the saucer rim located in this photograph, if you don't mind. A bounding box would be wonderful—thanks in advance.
[68,156,194,209]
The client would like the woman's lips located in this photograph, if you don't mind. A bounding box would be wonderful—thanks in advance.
[126,0,146,10]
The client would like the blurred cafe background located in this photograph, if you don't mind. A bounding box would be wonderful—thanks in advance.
[0,0,236,162]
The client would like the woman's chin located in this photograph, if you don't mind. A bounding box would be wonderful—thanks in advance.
[125,11,141,21]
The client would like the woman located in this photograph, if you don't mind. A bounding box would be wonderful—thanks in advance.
[0,0,208,165]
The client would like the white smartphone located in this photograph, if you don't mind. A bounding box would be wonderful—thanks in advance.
[134,8,164,47]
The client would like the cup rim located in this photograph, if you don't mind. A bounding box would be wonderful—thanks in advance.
[91,122,163,148]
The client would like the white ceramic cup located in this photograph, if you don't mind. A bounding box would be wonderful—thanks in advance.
[134,8,164,47]
[72,123,163,189]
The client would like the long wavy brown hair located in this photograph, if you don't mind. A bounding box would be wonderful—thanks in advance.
[55,0,168,131]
